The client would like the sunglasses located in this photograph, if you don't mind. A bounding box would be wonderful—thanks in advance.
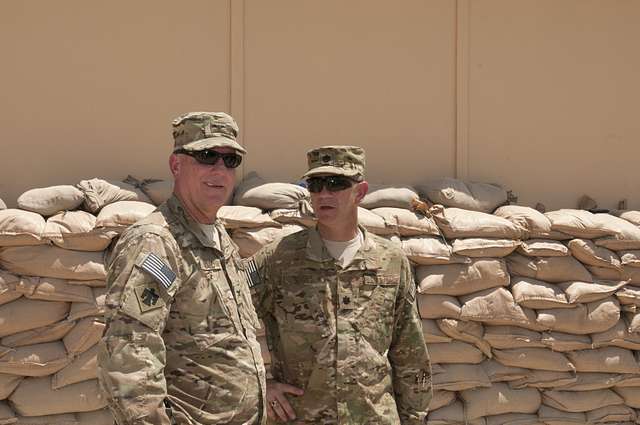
[176,149,243,168]
[306,176,357,193]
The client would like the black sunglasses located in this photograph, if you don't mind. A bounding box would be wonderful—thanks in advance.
[176,149,242,169]
[306,176,357,193]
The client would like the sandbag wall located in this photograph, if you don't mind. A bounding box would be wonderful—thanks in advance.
[0,179,164,425]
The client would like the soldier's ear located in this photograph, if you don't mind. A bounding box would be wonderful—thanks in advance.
[169,153,181,177]
[354,181,368,203]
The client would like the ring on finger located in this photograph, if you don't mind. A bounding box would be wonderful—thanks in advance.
[270,400,278,408]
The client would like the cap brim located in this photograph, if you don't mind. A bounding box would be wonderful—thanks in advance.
[302,165,361,179]
[177,136,247,154]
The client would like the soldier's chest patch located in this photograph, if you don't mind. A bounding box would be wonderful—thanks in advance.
[134,285,166,313]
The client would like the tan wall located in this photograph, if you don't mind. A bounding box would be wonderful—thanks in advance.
[1,0,638,210]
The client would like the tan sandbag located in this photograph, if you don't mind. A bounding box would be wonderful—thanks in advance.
[233,173,309,210]
[0,209,46,247]
[63,318,105,355]
[539,331,591,352]
[9,377,106,416]
[536,298,620,335]
[483,326,544,350]
[593,213,640,250]
[481,359,529,383]
[484,413,542,425]
[142,180,173,206]
[67,287,106,322]
[416,259,510,296]
[0,401,15,424]
[516,239,569,257]
[460,383,541,420]
[542,389,623,413]
[432,207,523,240]
[567,239,622,270]
[545,209,616,239]
[0,298,69,338]
[557,372,624,391]
[94,200,155,230]
[619,250,640,267]
[557,279,628,304]
[613,374,640,388]
[460,288,543,330]
[218,205,280,229]
[426,400,486,425]
[0,373,22,399]
[422,319,452,343]
[0,271,21,306]
[67,279,106,288]
[268,209,316,228]
[401,237,461,266]
[567,347,640,374]
[494,205,553,239]
[0,245,106,280]
[428,341,484,364]
[591,317,640,350]
[232,225,304,258]
[509,370,576,389]
[430,390,456,411]
[493,348,574,372]
[626,311,640,333]
[1,320,74,348]
[537,405,586,424]
[77,178,150,213]
[360,184,418,210]
[589,265,640,285]
[615,284,640,306]
[13,413,78,424]
[585,404,636,424]
[611,210,640,226]
[43,210,114,252]
[17,185,84,217]
[0,341,70,376]
[417,294,461,320]
[76,408,114,425]
[510,277,570,309]
[506,253,593,283]
[451,238,519,258]
[432,363,491,391]
[418,178,507,213]
[436,319,491,357]
[0,199,5,210]
[371,207,439,236]
[357,207,393,236]
[16,277,94,303]
[613,386,640,408]
[52,344,98,389]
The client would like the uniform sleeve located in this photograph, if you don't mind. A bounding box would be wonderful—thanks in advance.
[249,242,275,320]
[388,256,432,425]
[97,231,181,425]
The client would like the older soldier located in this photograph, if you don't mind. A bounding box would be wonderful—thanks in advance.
[253,146,432,424]
[98,112,266,425]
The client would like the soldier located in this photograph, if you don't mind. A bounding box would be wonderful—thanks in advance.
[98,112,266,425]
[253,146,432,424]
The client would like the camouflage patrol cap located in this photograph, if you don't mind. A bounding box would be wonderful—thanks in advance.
[171,111,246,154]
[303,145,365,179]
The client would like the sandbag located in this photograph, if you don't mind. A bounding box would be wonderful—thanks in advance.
[436,319,491,357]
[509,370,576,389]
[401,237,461,266]
[43,210,114,251]
[0,373,22,399]
[0,298,69,337]
[418,178,507,213]
[232,225,304,258]
[516,239,569,257]
[428,341,484,365]
[460,383,541,420]
[416,259,510,296]
[484,413,542,425]
[0,401,15,424]
[0,199,5,210]
[510,277,570,309]
[16,277,94,303]
[0,245,106,280]
[593,213,640,250]
[426,400,486,425]
[371,207,439,236]
[417,294,461,320]
[537,405,585,424]
[432,207,522,240]
[0,209,46,247]
[588,265,640,285]
[536,298,620,334]
[611,210,640,226]
[493,348,575,372]
[460,287,542,330]
[76,409,115,425]
[451,238,519,258]
[422,319,452,343]
[360,184,418,210]
[430,390,456,411]
[141,180,173,206]
[218,205,280,229]
[494,205,552,238]
[567,347,640,374]
[540,331,592,352]
[613,386,640,408]
[432,363,491,391]
[67,287,106,322]
[0,341,70,377]
[567,238,622,270]
[585,404,636,424]
[591,317,640,350]
[9,377,107,416]
[483,326,544,350]
[77,178,150,213]
[614,284,640,306]
[1,319,75,348]
[557,372,624,391]
[506,253,593,283]
[234,173,309,210]
[619,250,640,267]
[481,359,529,383]
[0,271,21,306]
[542,389,623,413]
[268,209,316,228]
[17,185,84,216]
[94,200,155,230]
[545,209,616,239]
[52,344,98,389]
[63,317,105,355]
[557,280,627,304]
[357,207,392,236]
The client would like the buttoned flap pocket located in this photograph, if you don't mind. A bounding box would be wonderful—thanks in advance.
[276,270,330,334]
[359,270,399,306]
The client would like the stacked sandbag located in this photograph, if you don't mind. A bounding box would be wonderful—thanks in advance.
[424,205,640,424]
[0,183,160,424]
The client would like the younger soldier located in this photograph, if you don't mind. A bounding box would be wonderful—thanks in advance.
[253,146,432,424]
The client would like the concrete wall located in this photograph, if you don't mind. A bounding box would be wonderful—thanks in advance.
[1,0,638,210]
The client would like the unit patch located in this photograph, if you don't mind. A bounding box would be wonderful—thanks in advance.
[134,285,165,313]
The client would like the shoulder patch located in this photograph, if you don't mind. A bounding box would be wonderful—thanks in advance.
[244,259,262,288]
[134,285,165,313]
[139,253,176,289]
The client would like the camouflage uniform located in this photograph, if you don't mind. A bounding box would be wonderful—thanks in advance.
[254,226,432,424]
[98,194,266,425]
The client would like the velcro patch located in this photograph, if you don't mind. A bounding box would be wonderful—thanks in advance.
[140,253,176,289]
[244,259,262,288]
[134,285,165,313]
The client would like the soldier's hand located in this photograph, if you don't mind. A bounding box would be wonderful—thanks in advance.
[266,379,304,422]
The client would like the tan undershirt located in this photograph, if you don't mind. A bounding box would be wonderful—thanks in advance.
[322,229,363,268]
[197,222,221,250]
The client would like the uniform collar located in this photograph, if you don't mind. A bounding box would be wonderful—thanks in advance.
[305,225,379,269]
